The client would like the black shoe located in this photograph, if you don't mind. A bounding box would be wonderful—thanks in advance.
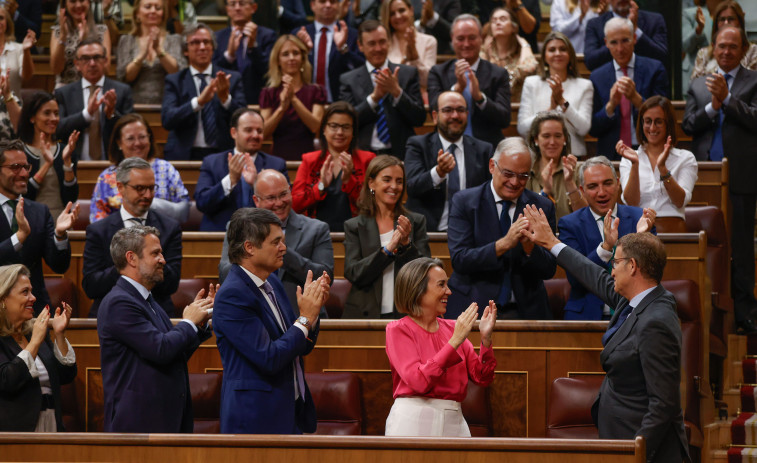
[737,319,757,334]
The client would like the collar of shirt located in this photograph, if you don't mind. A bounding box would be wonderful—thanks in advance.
[628,285,657,310]
[366,60,389,74]
[0,191,14,206]
[489,180,517,205]
[121,275,151,300]
[238,264,267,290]
[610,10,628,19]
[190,64,213,77]
[81,75,106,91]
[589,204,618,222]
[120,205,148,225]
[613,53,636,73]
[314,20,334,34]
[234,147,258,162]
[717,65,740,81]
[438,133,463,152]
[468,58,481,72]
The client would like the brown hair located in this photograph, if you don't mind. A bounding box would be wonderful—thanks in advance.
[538,31,579,79]
[617,232,667,283]
[357,155,408,218]
[710,1,746,40]
[107,113,156,164]
[526,110,572,162]
[394,257,445,316]
[318,101,358,158]
[636,95,677,146]
[380,0,412,39]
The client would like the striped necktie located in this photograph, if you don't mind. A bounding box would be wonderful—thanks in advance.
[371,68,391,144]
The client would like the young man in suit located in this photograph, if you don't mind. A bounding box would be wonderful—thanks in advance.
[162,23,247,160]
[55,39,134,161]
[522,208,689,463]
[194,108,288,231]
[427,14,511,149]
[338,20,426,160]
[214,208,330,434]
[405,91,492,231]
[683,26,757,333]
[447,137,556,320]
[98,225,213,433]
[83,158,182,318]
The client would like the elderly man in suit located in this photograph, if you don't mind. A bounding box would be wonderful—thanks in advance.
[55,38,133,161]
[98,225,213,433]
[683,26,757,333]
[212,0,276,105]
[83,158,182,318]
[589,17,668,160]
[405,91,492,232]
[339,20,425,160]
[214,208,330,434]
[447,137,556,320]
[583,0,667,71]
[162,23,247,161]
[194,108,288,231]
[218,169,334,313]
[0,140,76,315]
[427,14,511,149]
[522,209,689,463]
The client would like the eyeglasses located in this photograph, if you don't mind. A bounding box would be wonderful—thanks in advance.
[493,161,530,182]
[439,106,468,115]
[122,135,150,145]
[642,118,665,128]
[188,39,213,47]
[76,54,106,63]
[257,190,291,203]
[326,122,353,132]
[124,183,156,194]
[609,257,631,269]
[0,163,32,173]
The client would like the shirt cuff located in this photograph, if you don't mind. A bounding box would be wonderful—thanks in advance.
[596,243,613,263]
[82,107,94,123]
[278,5,283,17]
[180,319,199,333]
[224,50,236,63]
[391,89,403,106]
[424,12,440,29]
[635,28,643,40]
[704,102,717,119]
[366,94,378,109]
[723,93,732,107]
[221,94,233,109]
[430,165,444,186]
[11,233,20,251]
[17,350,39,378]
[550,242,567,257]
[191,97,200,112]
[53,338,76,365]
[475,93,487,109]
[222,174,233,195]
[54,235,69,251]
[294,321,309,337]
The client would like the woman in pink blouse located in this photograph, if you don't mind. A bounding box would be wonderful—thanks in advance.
[384,257,497,436]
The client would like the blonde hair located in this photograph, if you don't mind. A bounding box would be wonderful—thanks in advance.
[394,257,444,316]
[266,35,312,88]
[131,0,169,36]
[380,0,413,39]
[0,6,15,38]
[0,265,33,337]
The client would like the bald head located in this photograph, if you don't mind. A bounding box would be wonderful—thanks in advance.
[253,170,292,221]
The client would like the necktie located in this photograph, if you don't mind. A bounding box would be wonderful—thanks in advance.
[197,73,218,147]
[236,35,249,74]
[709,73,732,161]
[146,294,172,330]
[127,217,145,227]
[316,27,328,91]
[6,199,17,233]
[88,84,102,160]
[241,177,252,208]
[462,73,474,137]
[497,200,512,305]
[447,143,460,199]
[371,68,391,144]
[619,67,632,146]
[601,304,633,346]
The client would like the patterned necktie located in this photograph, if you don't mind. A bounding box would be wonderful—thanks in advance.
[88,84,103,159]
[709,73,732,161]
[497,200,512,305]
[197,73,218,147]
[447,143,461,198]
[371,68,391,144]
[619,67,632,146]
[316,27,328,91]
[462,72,474,137]
[6,199,17,233]
[601,304,633,346]
[236,35,249,74]
[127,217,145,227]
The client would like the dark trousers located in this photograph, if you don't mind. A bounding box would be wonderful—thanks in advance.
[730,192,757,322]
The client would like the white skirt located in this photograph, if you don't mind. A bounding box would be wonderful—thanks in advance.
[385,397,471,437]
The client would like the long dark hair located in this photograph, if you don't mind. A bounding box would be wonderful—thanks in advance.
[18,91,57,145]
[318,101,358,158]
[357,155,408,218]
[107,113,156,164]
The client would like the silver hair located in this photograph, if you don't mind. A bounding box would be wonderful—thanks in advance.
[492,137,530,163]
[577,155,617,186]
[110,225,160,271]
[181,22,218,54]
[451,13,482,35]
[604,17,633,36]
[116,157,152,184]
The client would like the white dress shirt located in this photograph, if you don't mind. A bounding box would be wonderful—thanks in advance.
[431,134,466,231]
[189,65,233,148]
[79,75,106,161]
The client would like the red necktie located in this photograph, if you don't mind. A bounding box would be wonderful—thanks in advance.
[619,66,632,146]
[316,27,328,89]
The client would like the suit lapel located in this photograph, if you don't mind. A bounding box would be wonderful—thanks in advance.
[234,265,285,335]
[284,212,303,254]
[118,278,170,332]
[358,66,374,98]
[579,207,604,249]
[182,68,198,99]
[602,285,665,357]
[360,215,383,309]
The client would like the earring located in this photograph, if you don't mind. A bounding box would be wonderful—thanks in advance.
[534,142,538,146]
[300,67,305,73]
[564,142,567,146]
[370,188,375,195]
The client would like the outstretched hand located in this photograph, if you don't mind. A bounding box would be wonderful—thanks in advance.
[519,204,560,249]
[479,300,496,347]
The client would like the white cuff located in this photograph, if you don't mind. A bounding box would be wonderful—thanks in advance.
[430,166,445,186]
[180,319,199,333]
[53,338,76,365]
[550,242,567,257]
[294,321,309,337]
[17,349,39,378]
[222,174,233,195]
[191,97,201,112]
[82,107,94,122]
[596,243,613,263]
[224,50,236,63]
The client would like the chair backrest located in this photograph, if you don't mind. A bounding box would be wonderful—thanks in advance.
[189,372,223,434]
[182,201,204,232]
[73,199,91,230]
[44,277,79,318]
[306,371,362,435]
[544,278,570,320]
[60,381,84,432]
[325,279,351,319]
[462,382,493,437]
[171,278,211,314]
[546,376,603,438]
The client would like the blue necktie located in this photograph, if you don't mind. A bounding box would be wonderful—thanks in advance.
[372,69,391,144]
[709,73,732,162]
[447,143,460,199]
[601,304,633,346]
[462,73,474,137]
[197,73,218,147]
[497,200,512,305]
[241,178,252,208]
[236,35,249,74]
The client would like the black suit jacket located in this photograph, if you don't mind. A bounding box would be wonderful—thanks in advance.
[83,212,182,317]
[427,58,511,148]
[416,0,461,54]
[213,25,277,104]
[339,62,426,160]
[15,0,42,45]
[55,77,134,161]
[405,132,492,231]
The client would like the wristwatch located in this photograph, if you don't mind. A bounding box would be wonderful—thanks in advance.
[317,181,325,193]
[296,316,311,328]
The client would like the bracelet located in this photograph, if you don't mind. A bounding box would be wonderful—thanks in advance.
[62,164,74,172]
[157,50,166,58]
[382,246,395,257]
[131,58,143,66]
[659,171,672,182]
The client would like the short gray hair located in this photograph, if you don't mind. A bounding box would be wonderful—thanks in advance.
[492,137,530,163]
[451,13,482,35]
[116,157,152,184]
[110,225,160,271]
[577,155,617,187]
[604,17,633,36]
[394,257,445,316]
[182,22,217,54]
[227,208,283,264]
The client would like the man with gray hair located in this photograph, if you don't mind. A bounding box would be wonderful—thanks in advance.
[83,158,183,317]
[98,225,213,433]
[557,155,655,320]
[446,136,556,320]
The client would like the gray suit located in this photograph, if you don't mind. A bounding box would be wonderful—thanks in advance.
[219,211,334,313]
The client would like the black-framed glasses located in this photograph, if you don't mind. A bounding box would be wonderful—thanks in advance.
[493,161,530,182]
[0,163,32,173]
[439,106,468,115]
[642,118,665,128]
[124,183,156,194]
[609,257,631,269]
[326,122,353,132]
[76,54,106,63]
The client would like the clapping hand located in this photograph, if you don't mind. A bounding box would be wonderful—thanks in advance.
[449,303,478,348]
[562,154,578,183]
[615,140,638,165]
[55,201,80,237]
[479,300,497,347]
[602,210,619,251]
[520,204,561,249]
[435,148,456,177]
[319,154,335,189]
[297,270,327,321]
[215,71,231,103]
[296,27,313,50]
[62,130,80,167]
[51,303,74,335]
[636,208,656,233]
[22,30,37,51]
[386,214,412,252]
[540,158,556,196]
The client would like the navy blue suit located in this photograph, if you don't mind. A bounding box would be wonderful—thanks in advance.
[161,65,246,160]
[590,55,668,159]
[583,10,668,71]
[213,25,277,104]
[193,150,288,231]
[447,183,557,319]
[280,0,307,32]
[15,0,42,45]
[214,265,318,434]
[98,277,211,433]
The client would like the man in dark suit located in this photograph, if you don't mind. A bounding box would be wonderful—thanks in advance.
[83,158,182,318]
[683,26,757,333]
[583,0,667,71]
[405,91,492,231]
[522,209,690,463]
[280,0,307,33]
[414,0,461,54]
[338,20,425,160]
[194,108,288,231]
[55,38,134,161]
[0,140,75,315]
[589,17,668,160]
[11,0,42,46]
[98,225,212,433]
[212,0,276,104]
[162,23,247,161]
[427,14,511,149]
[214,208,329,434]
[294,0,365,101]
[558,156,655,320]
[447,137,556,320]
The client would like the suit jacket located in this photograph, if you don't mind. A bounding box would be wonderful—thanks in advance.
[427,58,511,148]
[557,205,644,320]
[683,66,757,194]
[98,277,211,433]
[583,10,668,71]
[0,199,70,315]
[218,211,335,312]
[83,211,182,317]
[14,0,42,46]
[161,65,246,160]
[555,245,690,463]
[280,0,307,32]
[213,25,277,104]
[590,55,668,159]
[194,150,288,231]
[417,0,461,54]
[213,265,319,433]
[447,183,557,319]
[343,212,431,318]
[338,62,426,160]
[405,132,493,231]
[0,335,76,431]
[55,77,134,161]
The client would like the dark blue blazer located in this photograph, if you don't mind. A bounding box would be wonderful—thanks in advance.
[161,65,246,160]
[194,150,288,231]
[82,211,182,318]
[98,277,211,433]
[280,0,307,32]
[213,25,277,104]
[15,0,42,44]
[583,10,668,71]
[447,183,557,319]
[213,265,318,434]
[405,132,492,231]
[589,55,668,159]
